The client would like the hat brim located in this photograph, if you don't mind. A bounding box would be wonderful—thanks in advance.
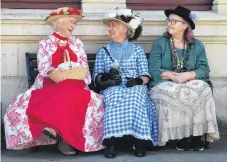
[46,15,83,25]
[102,18,133,32]
[164,9,195,30]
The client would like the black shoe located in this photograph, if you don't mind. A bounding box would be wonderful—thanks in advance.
[204,134,211,149]
[204,141,211,149]
[104,145,116,158]
[190,136,204,151]
[176,138,190,151]
[133,144,146,157]
[43,128,57,140]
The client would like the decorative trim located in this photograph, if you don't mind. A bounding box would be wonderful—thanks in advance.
[1,35,227,44]
[2,19,227,26]
[1,9,50,20]
[2,9,227,21]
[1,9,227,43]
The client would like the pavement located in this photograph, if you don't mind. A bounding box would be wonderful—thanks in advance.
[1,135,227,162]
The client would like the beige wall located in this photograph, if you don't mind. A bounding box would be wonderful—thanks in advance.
[1,9,227,77]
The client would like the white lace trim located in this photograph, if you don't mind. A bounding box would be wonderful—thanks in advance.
[158,121,220,146]
[103,132,154,144]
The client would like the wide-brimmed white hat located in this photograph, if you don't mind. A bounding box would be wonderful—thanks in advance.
[45,7,83,25]
[102,9,143,39]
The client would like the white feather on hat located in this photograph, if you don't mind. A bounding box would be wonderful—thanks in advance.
[102,8,143,38]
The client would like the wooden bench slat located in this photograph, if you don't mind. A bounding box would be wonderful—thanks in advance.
[30,61,38,69]
[86,54,97,60]
[26,53,37,60]
[30,62,94,70]
[88,62,94,69]
[31,70,39,78]
[25,52,150,88]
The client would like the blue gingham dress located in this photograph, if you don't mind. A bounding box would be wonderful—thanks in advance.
[93,40,158,145]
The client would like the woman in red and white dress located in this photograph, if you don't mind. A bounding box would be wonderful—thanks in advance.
[3,7,104,155]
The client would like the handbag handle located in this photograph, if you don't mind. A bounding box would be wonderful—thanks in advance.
[103,47,114,62]
[64,49,71,62]
[64,49,72,68]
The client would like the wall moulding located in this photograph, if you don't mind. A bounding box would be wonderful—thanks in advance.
[1,35,227,44]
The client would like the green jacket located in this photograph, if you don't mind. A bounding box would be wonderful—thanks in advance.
[148,36,210,87]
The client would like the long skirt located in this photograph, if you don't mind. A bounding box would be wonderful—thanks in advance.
[4,78,104,151]
[149,80,220,146]
[102,85,158,146]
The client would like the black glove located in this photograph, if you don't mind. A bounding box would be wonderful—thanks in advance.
[100,73,111,82]
[109,67,121,80]
[98,78,122,90]
[100,67,120,81]
[126,77,143,87]
[96,72,122,90]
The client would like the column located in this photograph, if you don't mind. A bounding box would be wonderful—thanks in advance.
[212,0,227,14]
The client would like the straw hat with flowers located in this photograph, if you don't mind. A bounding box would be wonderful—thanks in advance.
[45,7,83,25]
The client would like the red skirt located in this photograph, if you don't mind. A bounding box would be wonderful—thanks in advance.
[26,78,91,151]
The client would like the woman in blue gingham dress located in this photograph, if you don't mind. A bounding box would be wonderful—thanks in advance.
[93,8,158,158]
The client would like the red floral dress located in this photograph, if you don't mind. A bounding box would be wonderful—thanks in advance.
[4,33,104,152]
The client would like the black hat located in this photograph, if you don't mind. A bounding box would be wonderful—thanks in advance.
[164,6,195,30]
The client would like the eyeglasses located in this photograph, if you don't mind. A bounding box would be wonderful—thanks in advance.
[166,18,185,25]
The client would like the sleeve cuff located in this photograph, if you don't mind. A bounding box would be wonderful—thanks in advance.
[140,72,151,77]
[194,70,206,79]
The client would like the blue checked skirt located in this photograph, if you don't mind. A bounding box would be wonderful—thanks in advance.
[102,85,158,146]
[93,42,158,146]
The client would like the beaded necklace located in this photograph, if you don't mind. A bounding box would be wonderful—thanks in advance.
[170,37,188,72]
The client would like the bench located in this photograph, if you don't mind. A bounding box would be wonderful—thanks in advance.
[25,52,97,88]
[25,52,150,90]
[25,52,211,149]
[25,52,213,90]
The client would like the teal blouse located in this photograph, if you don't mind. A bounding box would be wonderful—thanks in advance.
[148,36,210,87]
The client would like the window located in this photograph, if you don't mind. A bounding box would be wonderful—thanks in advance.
[126,0,213,10]
[2,0,81,9]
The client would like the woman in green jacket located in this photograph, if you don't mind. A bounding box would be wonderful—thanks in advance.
[148,6,220,151]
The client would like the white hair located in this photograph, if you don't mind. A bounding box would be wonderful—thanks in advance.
[119,24,133,38]
[51,22,57,30]
[127,30,133,38]
[51,18,65,30]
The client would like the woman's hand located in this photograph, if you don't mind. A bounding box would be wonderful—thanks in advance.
[169,74,181,83]
[171,72,196,83]
[161,71,183,83]
[162,71,176,80]
[171,74,187,83]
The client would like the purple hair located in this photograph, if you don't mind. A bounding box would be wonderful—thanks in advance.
[164,25,194,44]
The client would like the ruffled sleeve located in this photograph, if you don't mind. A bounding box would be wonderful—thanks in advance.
[37,38,54,77]
[73,37,91,85]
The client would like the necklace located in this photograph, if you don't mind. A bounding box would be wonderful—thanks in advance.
[170,37,188,72]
